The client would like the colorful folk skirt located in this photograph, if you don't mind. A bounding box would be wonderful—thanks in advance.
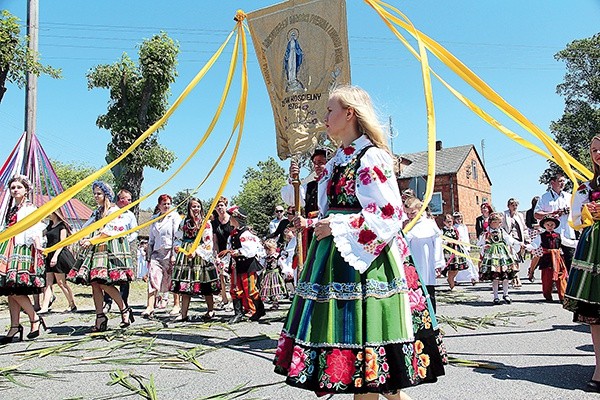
[442,245,468,273]
[0,239,45,295]
[564,222,600,324]
[479,243,518,281]
[171,242,219,296]
[260,268,287,300]
[273,234,446,394]
[67,238,134,285]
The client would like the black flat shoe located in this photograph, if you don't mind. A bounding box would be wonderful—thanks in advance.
[503,295,512,304]
[493,298,501,305]
[587,380,600,392]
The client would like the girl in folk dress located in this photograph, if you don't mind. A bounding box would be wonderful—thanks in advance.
[440,214,468,290]
[171,198,219,322]
[67,181,134,332]
[274,86,446,399]
[260,239,287,310]
[477,212,523,305]
[0,175,47,343]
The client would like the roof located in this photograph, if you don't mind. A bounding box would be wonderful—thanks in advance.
[397,144,490,184]
[32,194,93,221]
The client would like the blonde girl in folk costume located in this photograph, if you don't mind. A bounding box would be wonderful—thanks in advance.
[440,214,468,290]
[67,181,135,332]
[564,135,600,392]
[171,197,219,322]
[0,175,47,343]
[275,85,446,399]
[477,212,523,305]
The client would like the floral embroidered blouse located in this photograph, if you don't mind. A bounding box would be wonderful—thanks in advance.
[174,218,214,263]
[318,135,408,274]
[2,202,45,247]
[81,205,133,238]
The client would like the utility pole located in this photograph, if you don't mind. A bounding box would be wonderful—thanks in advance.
[23,0,39,175]
[480,139,486,166]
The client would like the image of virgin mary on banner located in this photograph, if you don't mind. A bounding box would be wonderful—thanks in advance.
[248,0,351,160]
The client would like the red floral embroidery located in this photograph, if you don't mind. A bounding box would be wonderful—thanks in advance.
[350,215,365,229]
[373,166,387,182]
[288,346,307,377]
[274,335,294,369]
[591,191,600,202]
[358,168,372,185]
[381,204,395,218]
[109,270,121,281]
[408,288,427,311]
[343,146,355,155]
[324,349,356,385]
[343,178,356,196]
[364,203,378,214]
[404,264,420,289]
[19,273,30,284]
[358,229,377,244]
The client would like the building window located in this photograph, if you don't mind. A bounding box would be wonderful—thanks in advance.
[429,192,443,215]
[471,160,478,180]
[476,195,479,205]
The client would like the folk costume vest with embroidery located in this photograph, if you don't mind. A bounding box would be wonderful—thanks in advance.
[230,226,260,273]
[326,145,373,210]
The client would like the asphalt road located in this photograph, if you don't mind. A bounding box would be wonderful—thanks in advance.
[0,266,598,400]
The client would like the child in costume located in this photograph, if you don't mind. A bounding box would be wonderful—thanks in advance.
[477,212,523,305]
[440,214,468,289]
[260,239,287,310]
[526,216,575,302]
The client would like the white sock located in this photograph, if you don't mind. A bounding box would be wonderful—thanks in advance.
[492,280,500,299]
[503,279,509,296]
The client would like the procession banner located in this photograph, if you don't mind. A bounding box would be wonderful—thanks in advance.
[248,0,351,159]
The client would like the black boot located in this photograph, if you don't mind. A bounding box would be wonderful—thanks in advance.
[228,299,245,324]
[249,298,266,322]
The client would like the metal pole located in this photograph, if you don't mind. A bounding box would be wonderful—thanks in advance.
[23,0,39,175]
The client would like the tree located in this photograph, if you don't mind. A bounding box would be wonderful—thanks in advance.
[87,32,178,208]
[233,157,287,237]
[0,10,61,104]
[51,160,115,208]
[541,33,600,184]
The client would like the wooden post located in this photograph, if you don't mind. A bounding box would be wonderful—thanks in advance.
[290,155,303,270]
[23,0,39,175]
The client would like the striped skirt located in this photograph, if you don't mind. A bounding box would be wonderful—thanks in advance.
[0,239,45,296]
[273,233,446,394]
[67,237,134,285]
[171,242,219,296]
[564,222,600,324]
[260,268,287,299]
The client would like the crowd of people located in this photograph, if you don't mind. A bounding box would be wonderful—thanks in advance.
[1,85,600,397]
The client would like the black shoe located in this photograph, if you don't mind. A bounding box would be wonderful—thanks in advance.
[27,317,47,340]
[91,313,108,333]
[141,310,155,319]
[228,299,245,324]
[249,298,266,322]
[587,380,600,392]
[493,298,501,305]
[0,325,24,344]
[503,295,512,304]
[200,311,215,322]
[173,315,190,323]
[119,307,135,328]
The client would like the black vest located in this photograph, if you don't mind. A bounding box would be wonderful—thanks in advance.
[230,226,260,273]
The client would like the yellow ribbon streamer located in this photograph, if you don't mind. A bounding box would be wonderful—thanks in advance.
[442,244,480,263]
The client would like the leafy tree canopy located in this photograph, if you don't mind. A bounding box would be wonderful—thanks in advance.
[51,159,115,209]
[0,10,61,104]
[541,33,600,184]
[233,157,287,237]
[87,32,178,205]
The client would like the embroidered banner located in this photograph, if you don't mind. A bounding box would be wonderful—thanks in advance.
[247,0,351,160]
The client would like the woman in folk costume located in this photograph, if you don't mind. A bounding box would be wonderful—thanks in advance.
[477,212,523,305]
[274,85,446,398]
[563,135,600,392]
[0,175,47,343]
[67,181,134,332]
[171,197,219,322]
[440,214,468,290]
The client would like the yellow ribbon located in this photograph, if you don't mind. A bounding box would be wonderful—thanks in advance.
[442,244,480,263]
[441,235,481,250]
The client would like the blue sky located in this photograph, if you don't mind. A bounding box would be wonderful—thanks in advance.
[1,0,599,214]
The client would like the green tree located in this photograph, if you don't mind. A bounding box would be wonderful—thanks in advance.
[0,10,61,104]
[87,32,178,206]
[233,157,287,236]
[541,33,600,184]
[51,160,115,209]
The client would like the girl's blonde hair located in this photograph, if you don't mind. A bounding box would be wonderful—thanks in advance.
[329,85,396,168]
[264,238,278,251]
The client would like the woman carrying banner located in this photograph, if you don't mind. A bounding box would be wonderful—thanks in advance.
[274,85,446,398]
[0,175,47,343]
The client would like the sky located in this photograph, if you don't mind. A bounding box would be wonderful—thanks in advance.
[1,0,599,214]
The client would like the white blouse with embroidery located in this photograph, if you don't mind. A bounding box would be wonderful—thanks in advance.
[318,135,408,274]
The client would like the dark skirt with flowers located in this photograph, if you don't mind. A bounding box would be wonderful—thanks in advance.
[67,237,134,285]
[171,242,219,296]
[273,234,446,394]
[443,246,468,273]
[479,243,518,281]
[564,222,600,324]
[0,239,45,295]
